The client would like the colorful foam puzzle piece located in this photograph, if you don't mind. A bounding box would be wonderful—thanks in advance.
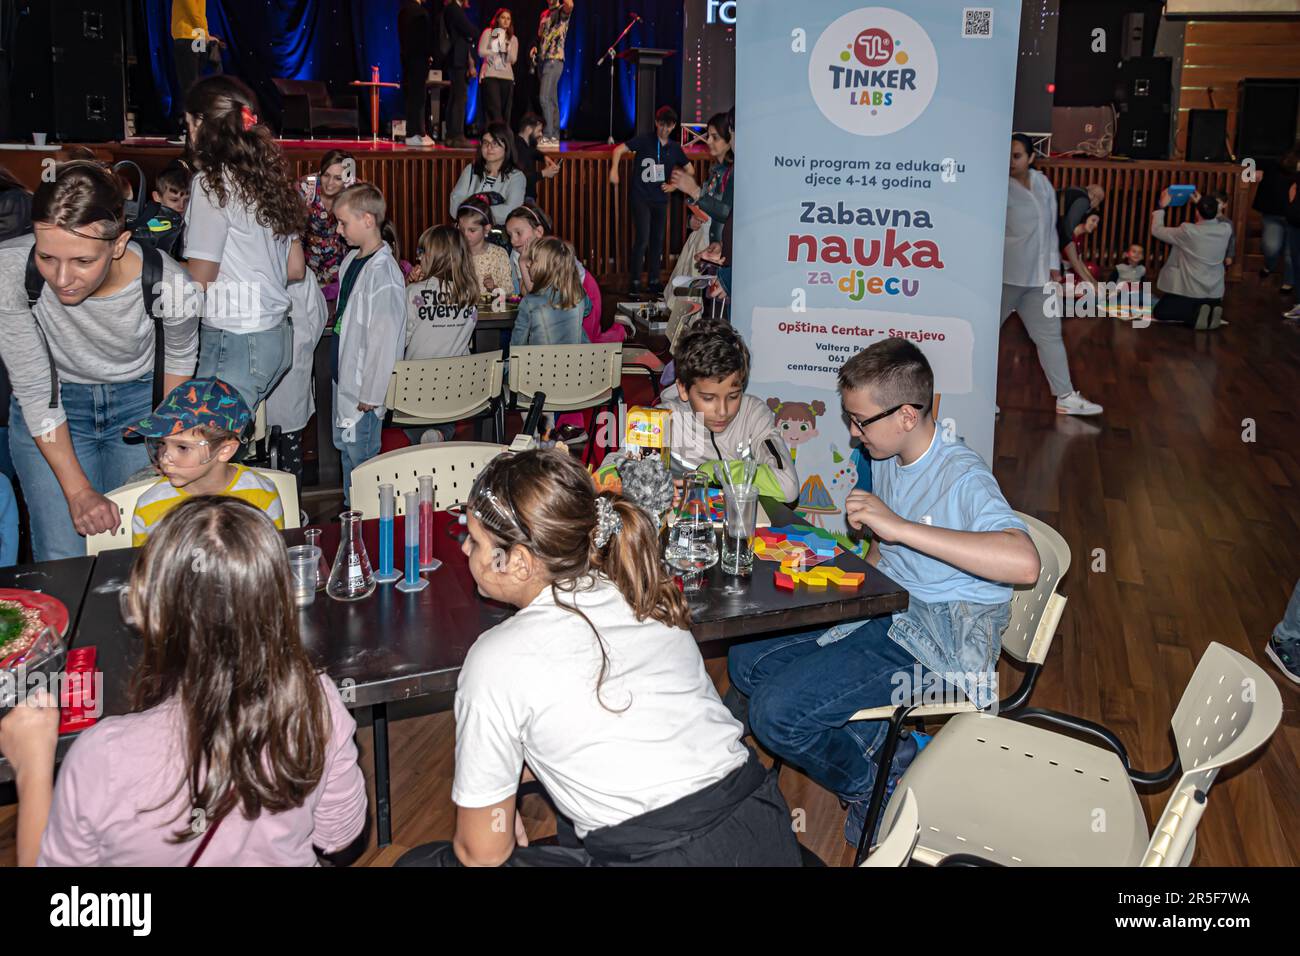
[774,571,796,591]
[753,537,767,555]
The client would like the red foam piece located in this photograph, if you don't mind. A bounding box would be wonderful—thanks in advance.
[774,571,796,591]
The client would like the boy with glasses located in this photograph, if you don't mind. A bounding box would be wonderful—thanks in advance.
[124,377,283,546]
[725,338,1041,847]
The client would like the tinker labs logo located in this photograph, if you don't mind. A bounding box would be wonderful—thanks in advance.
[809,8,938,137]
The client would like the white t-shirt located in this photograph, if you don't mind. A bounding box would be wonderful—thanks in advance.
[184,170,293,333]
[404,276,477,360]
[453,575,748,837]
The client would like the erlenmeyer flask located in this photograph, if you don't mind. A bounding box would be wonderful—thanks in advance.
[327,511,376,601]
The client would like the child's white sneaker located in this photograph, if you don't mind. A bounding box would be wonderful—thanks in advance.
[1055,391,1103,416]
[420,429,446,444]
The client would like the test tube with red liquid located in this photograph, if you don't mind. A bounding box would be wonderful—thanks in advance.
[418,475,442,571]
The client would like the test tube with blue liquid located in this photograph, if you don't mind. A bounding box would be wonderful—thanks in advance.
[373,483,401,584]
[395,490,428,593]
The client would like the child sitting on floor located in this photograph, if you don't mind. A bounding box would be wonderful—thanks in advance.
[124,377,284,546]
[1112,243,1145,284]
[0,496,367,865]
[659,318,799,503]
[725,338,1040,848]
[394,449,801,867]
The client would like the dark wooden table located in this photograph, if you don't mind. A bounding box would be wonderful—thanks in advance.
[0,556,98,783]
[473,311,516,355]
[47,504,907,846]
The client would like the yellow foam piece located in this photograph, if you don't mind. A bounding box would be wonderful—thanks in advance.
[817,566,845,581]
[753,538,767,554]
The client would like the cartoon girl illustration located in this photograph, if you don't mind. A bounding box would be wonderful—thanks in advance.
[766,397,826,460]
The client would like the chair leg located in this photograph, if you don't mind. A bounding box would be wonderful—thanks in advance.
[854,705,911,866]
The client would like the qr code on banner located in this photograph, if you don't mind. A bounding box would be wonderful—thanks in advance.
[962,8,993,37]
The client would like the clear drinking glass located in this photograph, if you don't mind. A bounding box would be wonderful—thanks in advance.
[287,545,320,607]
[326,511,376,601]
[721,486,759,584]
[303,527,329,591]
[664,472,718,593]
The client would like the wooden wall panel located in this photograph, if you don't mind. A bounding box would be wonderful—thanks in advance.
[1176,19,1300,157]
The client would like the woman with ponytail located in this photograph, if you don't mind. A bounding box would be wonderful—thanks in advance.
[183,75,308,409]
[396,449,801,868]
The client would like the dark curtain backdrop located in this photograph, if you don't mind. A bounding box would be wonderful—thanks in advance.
[134,1,687,140]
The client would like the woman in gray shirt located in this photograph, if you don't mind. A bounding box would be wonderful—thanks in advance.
[0,163,198,560]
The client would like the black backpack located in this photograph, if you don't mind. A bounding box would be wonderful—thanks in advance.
[24,243,168,411]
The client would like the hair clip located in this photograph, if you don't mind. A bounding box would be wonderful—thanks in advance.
[240,105,259,131]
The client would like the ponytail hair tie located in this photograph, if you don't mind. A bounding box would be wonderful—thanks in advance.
[240,105,259,131]
[593,497,623,549]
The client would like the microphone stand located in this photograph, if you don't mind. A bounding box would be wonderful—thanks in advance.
[599,16,640,145]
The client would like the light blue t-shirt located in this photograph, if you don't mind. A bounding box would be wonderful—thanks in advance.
[870,426,1026,605]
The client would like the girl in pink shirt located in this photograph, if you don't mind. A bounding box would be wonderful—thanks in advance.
[0,497,367,866]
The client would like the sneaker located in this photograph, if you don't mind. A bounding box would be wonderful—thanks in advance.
[1283,305,1300,320]
[405,135,433,147]
[1193,304,1212,330]
[843,730,931,847]
[419,429,446,444]
[629,278,645,295]
[1265,635,1300,685]
[1208,305,1224,330]
[538,137,560,151]
[1055,391,1103,416]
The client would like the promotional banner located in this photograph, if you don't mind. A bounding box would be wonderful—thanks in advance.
[733,1,1021,532]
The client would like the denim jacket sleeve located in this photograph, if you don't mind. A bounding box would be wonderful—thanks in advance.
[886,597,1010,710]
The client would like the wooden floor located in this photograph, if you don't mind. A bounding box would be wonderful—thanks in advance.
[2,276,1297,867]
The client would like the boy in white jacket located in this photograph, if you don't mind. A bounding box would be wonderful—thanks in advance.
[659,319,799,503]
[331,185,406,503]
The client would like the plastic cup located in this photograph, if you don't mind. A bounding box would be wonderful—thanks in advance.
[32,133,47,146]
[288,545,321,607]
[721,487,758,581]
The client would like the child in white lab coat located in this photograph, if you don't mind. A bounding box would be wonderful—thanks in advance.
[331,184,406,503]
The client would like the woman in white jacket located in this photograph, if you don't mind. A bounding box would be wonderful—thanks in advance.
[331,186,407,503]
[1000,134,1102,417]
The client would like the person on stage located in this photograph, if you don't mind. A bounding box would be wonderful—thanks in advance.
[441,0,479,149]
[514,113,559,201]
[399,0,436,147]
[477,9,519,128]
[170,0,222,125]
[532,0,574,150]
[610,106,690,295]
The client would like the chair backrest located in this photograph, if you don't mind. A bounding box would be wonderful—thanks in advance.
[385,351,504,425]
[1141,641,1284,867]
[507,343,622,413]
[251,401,267,443]
[861,788,919,867]
[1000,512,1072,666]
[349,442,506,517]
[85,467,300,555]
[85,479,157,555]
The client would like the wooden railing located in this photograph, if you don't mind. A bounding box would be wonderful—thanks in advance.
[1037,157,1251,283]
[12,146,1251,285]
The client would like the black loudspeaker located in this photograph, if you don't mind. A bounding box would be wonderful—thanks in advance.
[1186,109,1229,162]
[1237,79,1300,162]
[12,0,125,142]
[1114,57,1172,159]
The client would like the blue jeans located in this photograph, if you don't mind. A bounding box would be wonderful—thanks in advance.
[540,59,563,139]
[728,616,927,802]
[1287,225,1300,304]
[198,323,293,412]
[0,473,18,567]
[1260,214,1294,285]
[511,293,587,346]
[9,379,153,561]
[332,406,382,506]
[1274,580,1300,646]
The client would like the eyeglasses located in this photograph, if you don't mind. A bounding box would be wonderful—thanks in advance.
[145,436,216,468]
[846,403,928,432]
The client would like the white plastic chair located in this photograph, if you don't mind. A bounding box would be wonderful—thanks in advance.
[878,641,1283,867]
[348,441,507,517]
[839,513,1072,863]
[507,343,622,459]
[85,467,301,555]
[859,789,919,867]
[385,351,505,441]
